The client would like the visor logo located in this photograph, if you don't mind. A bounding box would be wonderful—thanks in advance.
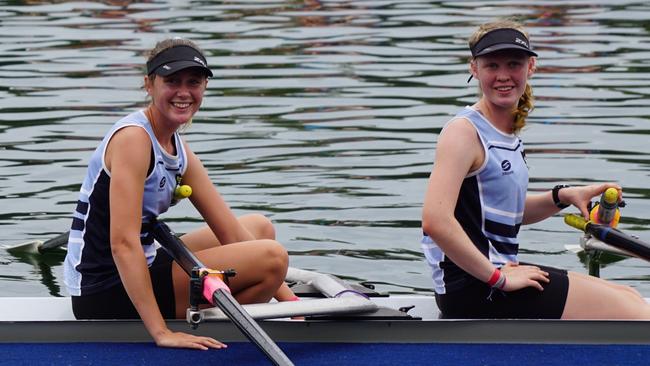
[515,37,528,48]
[194,56,206,67]
[162,65,171,70]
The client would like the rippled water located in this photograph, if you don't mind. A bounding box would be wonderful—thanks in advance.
[1,1,649,298]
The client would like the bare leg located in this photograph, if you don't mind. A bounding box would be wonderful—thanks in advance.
[171,214,296,318]
[180,213,274,252]
[171,239,288,319]
[570,270,645,298]
[561,271,650,319]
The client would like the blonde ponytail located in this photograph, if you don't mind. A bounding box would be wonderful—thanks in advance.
[513,82,533,134]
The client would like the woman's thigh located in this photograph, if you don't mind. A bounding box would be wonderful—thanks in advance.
[437,264,569,319]
[179,214,274,252]
[561,271,650,319]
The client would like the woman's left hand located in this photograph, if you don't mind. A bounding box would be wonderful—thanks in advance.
[561,183,622,219]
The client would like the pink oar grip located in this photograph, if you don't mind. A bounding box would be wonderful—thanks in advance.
[202,275,231,305]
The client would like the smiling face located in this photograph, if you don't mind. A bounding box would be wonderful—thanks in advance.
[144,67,208,129]
[470,49,535,111]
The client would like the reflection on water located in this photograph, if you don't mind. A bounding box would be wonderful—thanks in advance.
[1,1,649,297]
[4,249,66,297]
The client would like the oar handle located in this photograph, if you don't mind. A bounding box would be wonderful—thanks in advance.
[564,213,588,232]
[203,275,231,305]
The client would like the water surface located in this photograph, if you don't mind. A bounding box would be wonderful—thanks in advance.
[1,0,649,298]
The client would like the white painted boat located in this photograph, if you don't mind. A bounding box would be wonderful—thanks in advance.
[1,263,649,345]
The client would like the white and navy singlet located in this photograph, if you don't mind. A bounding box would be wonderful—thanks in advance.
[63,110,188,296]
[422,106,529,294]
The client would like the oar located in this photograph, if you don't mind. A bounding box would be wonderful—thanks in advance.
[5,186,194,255]
[6,231,70,255]
[564,214,650,262]
[151,220,293,366]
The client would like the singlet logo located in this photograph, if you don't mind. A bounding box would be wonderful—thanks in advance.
[159,176,166,188]
[501,160,514,175]
[501,160,511,171]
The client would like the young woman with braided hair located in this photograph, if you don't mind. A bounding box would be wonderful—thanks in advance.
[421,20,650,319]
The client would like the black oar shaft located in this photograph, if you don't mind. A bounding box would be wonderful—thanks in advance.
[151,220,293,366]
[152,226,205,274]
[589,224,650,262]
[38,231,70,252]
[211,289,293,365]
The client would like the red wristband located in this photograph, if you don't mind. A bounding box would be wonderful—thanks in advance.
[487,268,501,287]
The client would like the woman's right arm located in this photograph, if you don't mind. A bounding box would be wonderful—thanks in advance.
[106,127,223,350]
[422,119,547,292]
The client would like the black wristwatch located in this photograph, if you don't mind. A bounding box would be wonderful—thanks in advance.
[552,184,571,209]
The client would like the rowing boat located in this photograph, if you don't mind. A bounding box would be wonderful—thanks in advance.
[2,234,650,365]
[2,275,650,365]
[1,264,649,344]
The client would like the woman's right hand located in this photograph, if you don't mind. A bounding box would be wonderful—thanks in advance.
[154,329,227,350]
[500,262,549,292]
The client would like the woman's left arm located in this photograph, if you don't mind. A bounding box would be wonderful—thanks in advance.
[181,141,299,303]
[182,143,255,245]
[522,183,622,224]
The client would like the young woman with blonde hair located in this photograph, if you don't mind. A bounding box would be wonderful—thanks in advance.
[421,20,650,319]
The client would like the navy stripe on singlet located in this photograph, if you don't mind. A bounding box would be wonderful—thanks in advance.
[490,240,519,255]
[485,219,520,238]
[75,201,89,215]
[487,141,521,152]
[71,217,85,231]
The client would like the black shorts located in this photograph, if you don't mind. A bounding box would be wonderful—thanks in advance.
[435,264,569,319]
[71,248,176,319]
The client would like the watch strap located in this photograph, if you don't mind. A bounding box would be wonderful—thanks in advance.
[552,184,571,209]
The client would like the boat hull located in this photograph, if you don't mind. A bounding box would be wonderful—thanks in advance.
[1,296,649,345]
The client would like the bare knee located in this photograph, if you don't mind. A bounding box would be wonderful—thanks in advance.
[241,214,276,240]
[612,291,650,319]
[262,240,288,278]
[616,284,644,300]
[258,215,276,240]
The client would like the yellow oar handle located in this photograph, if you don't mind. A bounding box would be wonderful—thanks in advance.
[564,213,588,232]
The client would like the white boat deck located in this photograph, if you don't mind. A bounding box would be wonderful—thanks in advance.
[0,294,439,322]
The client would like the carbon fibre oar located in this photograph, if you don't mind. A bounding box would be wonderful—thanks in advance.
[151,220,293,366]
[6,231,70,254]
[564,214,650,262]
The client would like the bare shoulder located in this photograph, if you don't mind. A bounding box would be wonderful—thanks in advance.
[439,117,477,143]
[110,125,151,146]
[105,126,152,171]
[434,117,483,171]
[436,117,481,153]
